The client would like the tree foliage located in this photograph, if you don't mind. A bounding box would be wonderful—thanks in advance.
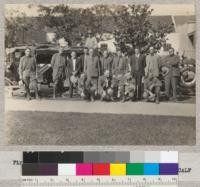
[6,4,174,52]
[5,10,33,47]
[112,5,174,53]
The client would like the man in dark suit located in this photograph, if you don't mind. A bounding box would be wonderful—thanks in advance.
[67,51,83,97]
[160,48,180,101]
[129,48,146,100]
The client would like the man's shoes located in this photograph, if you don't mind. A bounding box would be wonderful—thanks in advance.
[155,99,160,104]
[35,93,39,100]
[170,97,178,102]
[110,97,114,102]
[121,97,125,103]
[26,95,31,101]
[53,95,56,100]
[131,97,136,102]
[61,94,66,98]
[91,96,95,102]
[165,96,169,101]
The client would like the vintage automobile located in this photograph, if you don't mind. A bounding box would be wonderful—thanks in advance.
[5,44,86,96]
[157,55,196,97]
[5,44,86,85]
[179,57,195,88]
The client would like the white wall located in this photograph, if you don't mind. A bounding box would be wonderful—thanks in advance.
[98,38,117,53]
[160,33,195,58]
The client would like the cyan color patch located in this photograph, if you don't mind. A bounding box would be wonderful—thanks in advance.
[144,163,159,175]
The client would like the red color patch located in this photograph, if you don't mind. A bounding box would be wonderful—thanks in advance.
[92,163,110,175]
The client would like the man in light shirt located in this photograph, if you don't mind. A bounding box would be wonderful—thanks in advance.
[145,46,160,78]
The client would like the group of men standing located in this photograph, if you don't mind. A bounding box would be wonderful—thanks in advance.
[49,45,180,103]
[18,31,180,103]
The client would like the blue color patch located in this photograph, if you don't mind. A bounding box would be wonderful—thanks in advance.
[144,163,159,175]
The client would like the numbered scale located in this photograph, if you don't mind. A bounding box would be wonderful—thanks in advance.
[21,176,178,187]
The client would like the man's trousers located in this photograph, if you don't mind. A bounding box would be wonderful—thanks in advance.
[134,73,142,100]
[23,76,38,98]
[164,74,179,99]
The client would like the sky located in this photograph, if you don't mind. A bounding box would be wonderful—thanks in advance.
[5,4,195,17]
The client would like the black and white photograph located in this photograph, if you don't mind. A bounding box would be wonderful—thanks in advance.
[4,3,196,145]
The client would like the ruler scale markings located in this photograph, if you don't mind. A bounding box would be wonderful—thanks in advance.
[21,176,178,186]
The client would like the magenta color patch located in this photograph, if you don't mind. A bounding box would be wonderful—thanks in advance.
[76,163,93,175]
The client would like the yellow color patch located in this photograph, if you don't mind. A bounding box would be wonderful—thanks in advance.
[110,163,126,176]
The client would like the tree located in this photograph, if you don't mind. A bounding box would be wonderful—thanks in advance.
[5,10,33,47]
[38,4,79,45]
[37,4,114,45]
[90,5,114,41]
[112,5,174,54]
[6,4,174,51]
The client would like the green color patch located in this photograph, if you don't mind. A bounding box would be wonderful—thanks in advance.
[126,163,144,175]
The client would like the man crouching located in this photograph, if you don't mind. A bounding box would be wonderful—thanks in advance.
[143,72,162,104]
[118,72,136,102]
[99,70,114,101]
[78,73,89,100]
[78,72,98,102]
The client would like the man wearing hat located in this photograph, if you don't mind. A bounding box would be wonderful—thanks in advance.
[19,47,39,100]
[99,70,114,101]
[85,30,98,49]
[51,46,66,99]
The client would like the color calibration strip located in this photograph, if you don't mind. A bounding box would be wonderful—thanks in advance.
[22,163,178,176]
[22,151,178,176]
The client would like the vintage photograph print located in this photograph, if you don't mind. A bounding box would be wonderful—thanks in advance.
[4,4,196,145]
